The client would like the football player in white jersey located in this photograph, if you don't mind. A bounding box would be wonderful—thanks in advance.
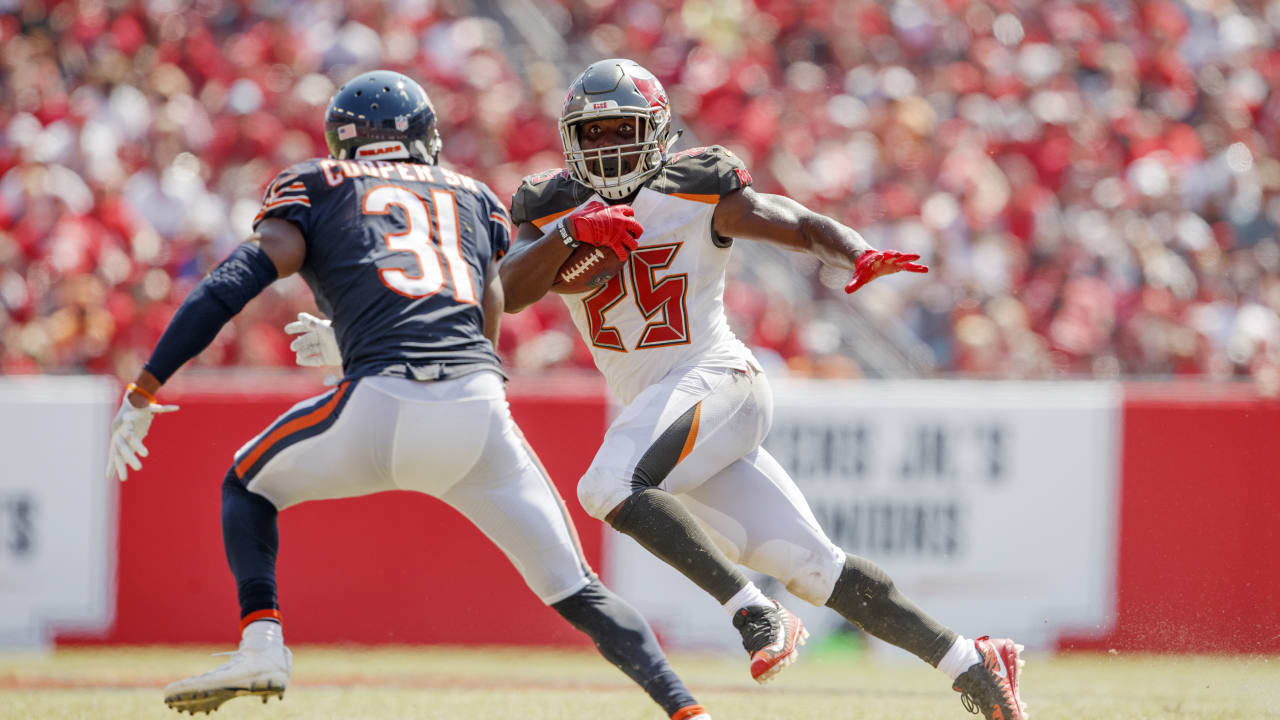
[497,59,1028,720]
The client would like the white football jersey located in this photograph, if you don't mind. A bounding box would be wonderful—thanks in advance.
[558,188,756,403]
[510,146,760,404]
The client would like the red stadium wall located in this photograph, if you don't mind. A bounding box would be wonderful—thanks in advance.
[59,379,1280,652]
[61,374,609,647]
[1062,385,1280,654]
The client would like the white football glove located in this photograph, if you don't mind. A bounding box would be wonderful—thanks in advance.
[284,312,342,367]
[106,391,179,482]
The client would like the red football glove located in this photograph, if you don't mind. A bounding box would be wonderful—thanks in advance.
[844,249,929,294]
[566,201,643,261]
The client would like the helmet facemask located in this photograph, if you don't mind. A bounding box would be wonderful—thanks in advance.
[412,130,443,165]
[561,106,670,200]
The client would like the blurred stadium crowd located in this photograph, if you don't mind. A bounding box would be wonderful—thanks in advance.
[3,0,1278,391]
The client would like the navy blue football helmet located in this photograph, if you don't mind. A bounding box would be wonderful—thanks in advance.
[324,70,442,165]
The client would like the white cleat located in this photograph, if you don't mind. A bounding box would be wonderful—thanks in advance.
[163,644,292,715]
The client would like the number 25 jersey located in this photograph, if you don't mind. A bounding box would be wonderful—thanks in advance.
[254,158,512,381]
[511,146,760,404]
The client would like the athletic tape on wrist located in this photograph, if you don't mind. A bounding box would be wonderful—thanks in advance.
[558,223,580,248]
[126,383,157,404]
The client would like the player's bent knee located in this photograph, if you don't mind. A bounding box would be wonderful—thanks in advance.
[779,545,846,606]
[533,572,593,606]
[505,539,594,605]
[577,468,630,521]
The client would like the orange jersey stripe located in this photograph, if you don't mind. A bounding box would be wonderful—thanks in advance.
[265,174,299,197]
[670,192,719,204]
[490,211,513,236]
[676,402,702,464]
[531,207,575,230]
[263,196,311,209]
[253,197,312,224]
[235,383,351,478]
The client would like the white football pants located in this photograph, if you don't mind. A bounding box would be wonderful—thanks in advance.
[578,364,847,605]
[233,371,593,604]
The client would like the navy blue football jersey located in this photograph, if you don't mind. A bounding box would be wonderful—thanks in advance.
[253,158,512,381]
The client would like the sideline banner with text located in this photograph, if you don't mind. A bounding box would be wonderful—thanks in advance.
[0,376,117,648]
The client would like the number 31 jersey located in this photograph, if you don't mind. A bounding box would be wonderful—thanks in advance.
[254,158,512,381]
[511,146,760,404]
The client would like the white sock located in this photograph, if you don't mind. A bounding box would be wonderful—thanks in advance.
[722,583,771,616]
[241,619,284,650]
[936,635,982,681]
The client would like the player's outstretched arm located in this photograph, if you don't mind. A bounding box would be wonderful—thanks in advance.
[712,187,927,293]
[108,219,305,481]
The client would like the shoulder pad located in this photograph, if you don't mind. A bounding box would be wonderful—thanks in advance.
[510,169,593,229]
[523,167,571,186]
[648,145,752,200]
[260,160,327,202]
[474,180,504,209]
[255,160,323,228]
[278,159,328,181]
[261,159,325,196]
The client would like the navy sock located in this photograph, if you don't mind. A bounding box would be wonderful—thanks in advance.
[221,470,280,619]
[552,579,696,716]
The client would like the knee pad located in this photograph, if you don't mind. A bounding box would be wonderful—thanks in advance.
[577,466,630,521]
[771,542,846,606]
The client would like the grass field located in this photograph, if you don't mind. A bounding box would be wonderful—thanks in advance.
[2,644,1277,720]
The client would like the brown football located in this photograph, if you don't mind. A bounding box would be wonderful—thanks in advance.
[550,244,625,294]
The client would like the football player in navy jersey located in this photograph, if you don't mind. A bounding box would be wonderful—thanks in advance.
[105,70,710,720]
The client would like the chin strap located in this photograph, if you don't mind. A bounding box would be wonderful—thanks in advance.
[662,128,684,156]
[648,129,683,184]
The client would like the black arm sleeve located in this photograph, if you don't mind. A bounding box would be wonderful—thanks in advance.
[143,243,279,383]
